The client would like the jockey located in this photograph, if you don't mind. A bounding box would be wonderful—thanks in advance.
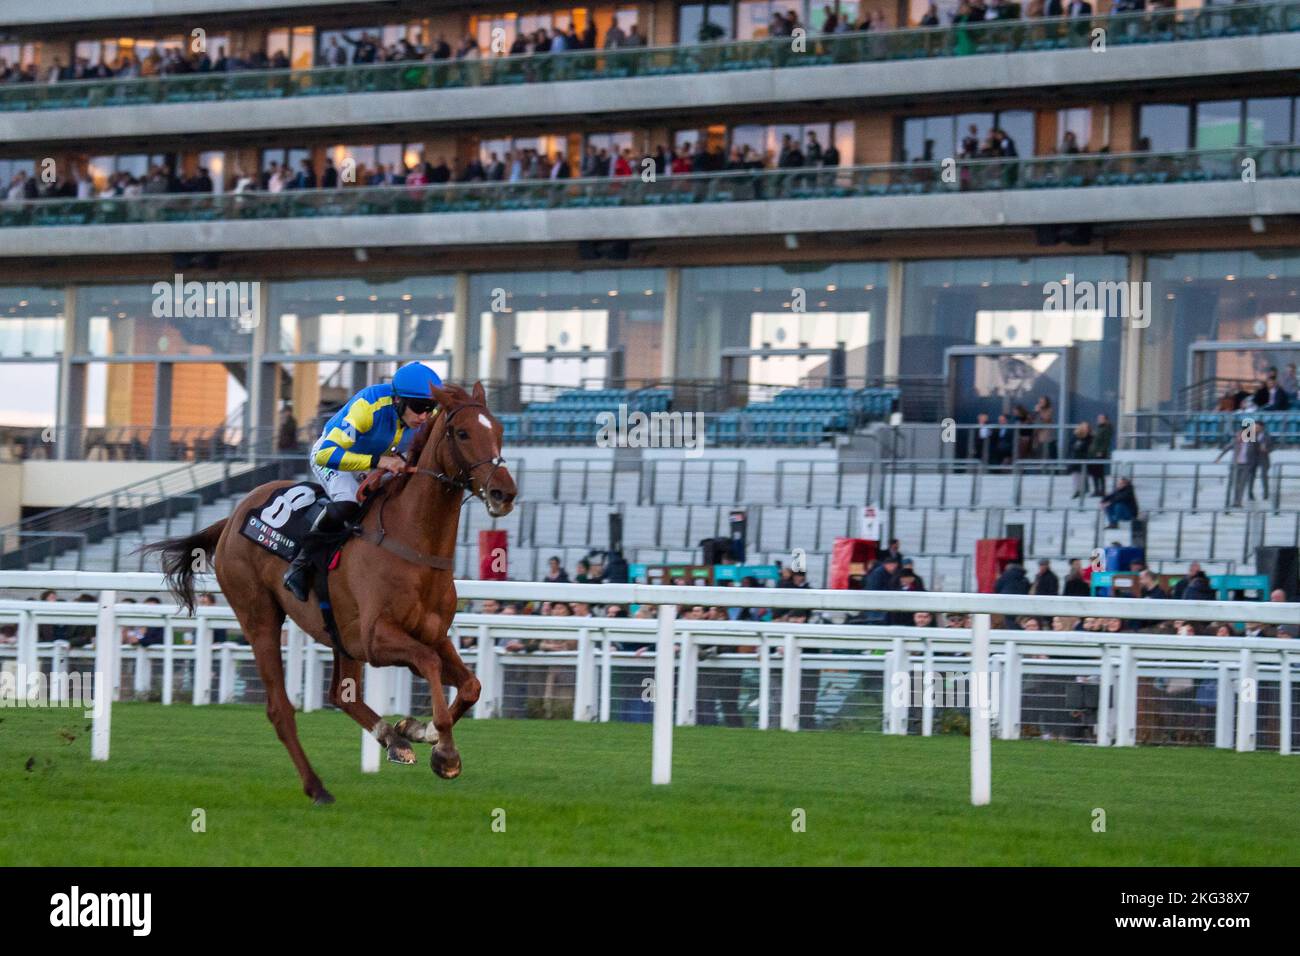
[283,362,442,601]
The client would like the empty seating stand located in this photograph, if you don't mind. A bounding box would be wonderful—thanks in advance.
[495,387,672,445]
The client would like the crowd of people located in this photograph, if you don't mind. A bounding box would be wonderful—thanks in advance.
[2,126,846,204]
[1215,363,1297,414]
[0,0,1199,92]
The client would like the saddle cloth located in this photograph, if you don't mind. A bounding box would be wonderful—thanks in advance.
[238,483,328,562]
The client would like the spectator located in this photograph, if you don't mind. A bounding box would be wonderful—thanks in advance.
[1033,395,1055,460]
[1178,568,1214,602]
[1068,421,1092,498]
[1088,414,1112,497]
[1100,476,1138,529]
[994,563,1031,596]
[1062,559,1091,597]
[1216,424,1266,508]
[1254,368,1290,411]
[1137,570,1167,600]
[1281,363,1298,400]
[544,556,570,583]
[863,555,899,625]
[1031,559,1059,596]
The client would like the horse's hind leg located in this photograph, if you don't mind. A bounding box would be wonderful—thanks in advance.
[330,653,417,765]
[242,601,334,804]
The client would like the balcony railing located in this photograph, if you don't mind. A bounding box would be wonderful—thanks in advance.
[2,146,1295,231]
[1,1,1296,114]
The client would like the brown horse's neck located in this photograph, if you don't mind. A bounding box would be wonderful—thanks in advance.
[382,413,462,566]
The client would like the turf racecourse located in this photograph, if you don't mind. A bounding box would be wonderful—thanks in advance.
[2,703,1296,866]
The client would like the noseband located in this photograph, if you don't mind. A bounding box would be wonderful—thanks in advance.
[411,402,507,507]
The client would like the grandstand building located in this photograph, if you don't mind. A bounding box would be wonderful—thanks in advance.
[1,0,1298,588]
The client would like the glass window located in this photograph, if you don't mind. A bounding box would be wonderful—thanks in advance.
[0,286,64,359]
[1196,99,1243,148]
[736,1,795,40]
[198,151,225,192]
[0,363,58,431]
[1057,108,1092,153]
[469,270,665,392]
[1141,251,1300,412]
[77,283,255,358]
[679,3,734,42]
[1245,98,1293,147]
[1139,103,1191,151]
[677,263,889,389]
[901,256,1126,425]
[267,277,456,358]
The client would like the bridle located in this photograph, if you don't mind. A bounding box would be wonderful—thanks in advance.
[409,401,508,508]
[354,399,508,572]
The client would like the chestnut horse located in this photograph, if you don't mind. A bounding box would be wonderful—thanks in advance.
[143,382,516,804]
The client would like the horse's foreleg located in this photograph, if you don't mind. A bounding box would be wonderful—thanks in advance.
[369,619,460,779]
[394,644,479,741]
[440,642,481,725]
[330,653,416,765]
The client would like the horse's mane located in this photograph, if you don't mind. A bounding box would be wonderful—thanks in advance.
[386,382,474,500]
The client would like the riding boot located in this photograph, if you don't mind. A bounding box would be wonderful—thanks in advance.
[283,500,361,602]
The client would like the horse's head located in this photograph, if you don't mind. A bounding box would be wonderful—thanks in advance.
[416,381,516,518]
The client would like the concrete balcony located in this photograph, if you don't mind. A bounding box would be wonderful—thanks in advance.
[3,4,1298,143]
[2,148,1297,257]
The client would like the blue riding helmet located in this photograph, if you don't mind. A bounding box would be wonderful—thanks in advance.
[392,363,443,400]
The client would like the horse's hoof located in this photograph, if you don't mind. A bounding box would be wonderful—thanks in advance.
[387,738,417,765]
[312,789,336,806]
[431,750,462,780]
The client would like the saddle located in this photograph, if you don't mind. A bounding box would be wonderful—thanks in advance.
[241,482,367,659]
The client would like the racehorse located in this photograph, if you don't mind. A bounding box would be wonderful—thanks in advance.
[143,382,516,804]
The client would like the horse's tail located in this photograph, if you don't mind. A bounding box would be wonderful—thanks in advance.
[138,519,228,615]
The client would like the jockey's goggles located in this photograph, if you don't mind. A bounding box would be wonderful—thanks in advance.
[403,398,437,414]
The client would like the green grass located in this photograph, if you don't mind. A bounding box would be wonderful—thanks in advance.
[1,703,1296,866]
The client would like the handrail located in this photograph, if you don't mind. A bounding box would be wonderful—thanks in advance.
[2,145,1295,232]
[1,1,1293,114]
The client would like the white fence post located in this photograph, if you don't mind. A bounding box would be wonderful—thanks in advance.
[17,609,37,681]
[757,639,771,731]
[574,626,596,722]
[475,623,498,719]
[1215,662,1234,749]
[889,638,908,735]
[780,633,800,732]
[1000,641,1019,740]
[1281,652,1293,757]
[1115,644,1136,747]
[921,641,934,738]
[285,622,304,709]
[651,603,677,785]
[1235,648,1256,754]
[1096,652,1112,746]
[303,644,322,712]
[598,634,613,723]
[969,613,992,807]
[192,617,212,706]
[161,623,175,706]
[133,643,150,698]
[675,632,696,727]
[361,663,386,773]
[50,640,68,706]
[217,642,235,704]
[91,590,117,762]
